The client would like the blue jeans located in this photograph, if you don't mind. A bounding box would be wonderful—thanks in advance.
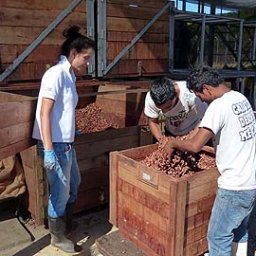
[37,141,81,218]
[208,188,256,256]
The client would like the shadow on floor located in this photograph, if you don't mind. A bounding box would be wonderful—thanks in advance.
[12,234,51,256]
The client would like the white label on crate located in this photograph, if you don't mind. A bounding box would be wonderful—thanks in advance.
[142,172,151,182]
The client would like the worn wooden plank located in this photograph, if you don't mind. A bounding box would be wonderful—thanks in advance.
[0,0,86,12]
[0,122,33,149]
[107,3,169,21]
[107,59,168,77]
[20,146,45,225]
[107,42,168,60]
[0,101,35,132]
[0,138,36,161]
[0,26,76,45]
[107,31,168,43]
[107,17,168,33]
[172,180,187,256]
[79,167,109,192]
[0,44,59,63]
[107,0,167,9]
[109,152,118,226]
[75,186,109,212]
[0,7,86,27]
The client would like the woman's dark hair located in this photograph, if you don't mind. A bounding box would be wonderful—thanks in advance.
[61,25,96,57]
[186,66,223,92]
[150,77,177,106]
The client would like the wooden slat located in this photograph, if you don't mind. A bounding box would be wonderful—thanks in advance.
[0,45,59,63]
[0,7,86,28]
[173,180,187,256]
[107,3,169,21]
[0,101,36,134]
[75,186,109,213]
[20,146,45,225]
[107,17,168,33]
[109,151,118,225]
[79,167,109,192]
[0,0,86,12]
[107,59,168,77]
[108,31,168,43]
[0,138,36,161]
[0,26,78,45]
[107,0,167,9]
[107,42,168,60]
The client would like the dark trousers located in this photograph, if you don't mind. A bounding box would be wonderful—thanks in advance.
[248,202,256,256]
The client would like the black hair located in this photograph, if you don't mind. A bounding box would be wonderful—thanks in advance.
[150,77,177,106]
[186,66,223,92]
[60,25,96,57]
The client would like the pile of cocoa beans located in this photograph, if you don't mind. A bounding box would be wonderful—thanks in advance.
[75,103,120,133]
[141,143,216,178]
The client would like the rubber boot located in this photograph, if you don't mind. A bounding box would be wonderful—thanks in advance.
[48,216,77,253]
[66,202,78,237]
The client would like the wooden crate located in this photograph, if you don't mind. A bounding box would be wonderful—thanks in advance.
[110,144,219,256]
[96,81,150,127]
[75,125,153,212]
[0,91,37,160]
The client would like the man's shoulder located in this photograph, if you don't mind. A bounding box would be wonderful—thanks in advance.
[175,80,187,87]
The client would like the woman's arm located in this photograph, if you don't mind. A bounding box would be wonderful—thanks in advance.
[40,97,55,150]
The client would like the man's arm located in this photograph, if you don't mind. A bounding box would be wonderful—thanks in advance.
[164,127,214,157]
[148,117,165,142]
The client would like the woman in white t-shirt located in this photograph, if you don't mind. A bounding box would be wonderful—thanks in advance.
[144,76,207,142]
[32,26,95,254]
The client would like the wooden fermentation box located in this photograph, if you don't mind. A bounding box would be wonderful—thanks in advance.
[74,126,153,212]
[0,91,37,160]
[110,144,219,256]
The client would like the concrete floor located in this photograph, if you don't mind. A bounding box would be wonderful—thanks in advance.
[0,203,113,256]
[3,201,248,256]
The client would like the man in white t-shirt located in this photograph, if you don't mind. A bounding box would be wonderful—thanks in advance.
[144,76,207,142]
[164,66,256,256]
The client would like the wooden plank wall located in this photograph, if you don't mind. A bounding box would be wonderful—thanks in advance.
[1,0,169,81]
[0,0,87,82]
[106,0,169,77]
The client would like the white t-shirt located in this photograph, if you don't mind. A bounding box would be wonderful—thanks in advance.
[32,55,78,143]
[144,81,207,135]
[200,90,256,190]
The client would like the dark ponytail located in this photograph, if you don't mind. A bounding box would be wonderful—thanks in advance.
[60,25,96,57]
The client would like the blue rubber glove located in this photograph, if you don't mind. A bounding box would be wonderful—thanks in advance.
[75,129,83,136]
[43,149,56,171]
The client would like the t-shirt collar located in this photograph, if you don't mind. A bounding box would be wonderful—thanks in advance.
[59,55,76,82]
